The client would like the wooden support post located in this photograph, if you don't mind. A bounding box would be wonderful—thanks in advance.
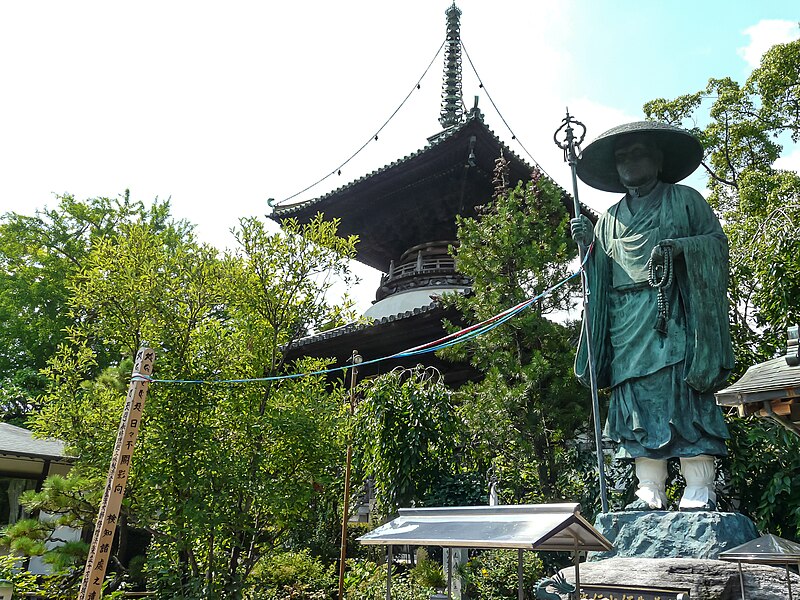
[787,563,793,600]
[573,535,581,600]
[337,351,361,599]
[738,562,746,600]
[447,548,453,598]
[386,545,392,600]
[78,348,155,600]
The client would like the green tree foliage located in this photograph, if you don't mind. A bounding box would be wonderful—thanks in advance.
[644,38,800,538]
[440,170,592,507]
[643,38,800,365]
[721,416,800,538]
[353,366,456,515]
[8,203,359,598]
[0,192,180,420]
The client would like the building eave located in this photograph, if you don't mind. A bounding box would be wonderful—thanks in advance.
[269,115,595,271]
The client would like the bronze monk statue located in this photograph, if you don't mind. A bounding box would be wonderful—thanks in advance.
[570,122,734,511]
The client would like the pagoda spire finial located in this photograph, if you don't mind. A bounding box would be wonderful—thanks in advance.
[439,2,464,128]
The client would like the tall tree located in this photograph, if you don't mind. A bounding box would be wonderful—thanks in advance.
[643,38,800,366]
[14,212,359,598]
[440,170,593,507]
[0,193,181,421]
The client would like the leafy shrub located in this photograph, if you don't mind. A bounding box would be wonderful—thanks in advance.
[461,549,544,599]
[410,548,445,590]
[721,415,800,538]
[344,558,430,600]
[248,549,336,600]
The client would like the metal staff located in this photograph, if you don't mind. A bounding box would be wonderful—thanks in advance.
[554,110,608,513]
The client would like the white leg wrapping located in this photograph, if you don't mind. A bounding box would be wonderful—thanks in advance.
[634,457,668,509]
[679,455,716,509]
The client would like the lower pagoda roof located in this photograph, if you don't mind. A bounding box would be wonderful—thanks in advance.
[284,301,477,386]
[270,112,593,272]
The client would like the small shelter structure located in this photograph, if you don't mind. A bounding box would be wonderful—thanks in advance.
[0,423,72,524]
[716,326,800,436]
[719,533,800,600]
[0,423,77,575]
[357,503,611,599]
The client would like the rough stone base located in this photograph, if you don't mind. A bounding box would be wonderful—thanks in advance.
[590,511,759,560]
[560,557,799,600]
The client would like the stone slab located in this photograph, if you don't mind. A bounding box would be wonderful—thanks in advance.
[560,557,800,600]
[590,511,759,561]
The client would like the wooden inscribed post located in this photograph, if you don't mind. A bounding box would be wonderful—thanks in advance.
[78,347,155,600]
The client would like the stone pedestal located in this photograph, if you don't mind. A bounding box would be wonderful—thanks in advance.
[590,511,759,561]
[561,557,799,600]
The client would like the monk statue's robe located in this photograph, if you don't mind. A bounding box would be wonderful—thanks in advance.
[575,182,733,459]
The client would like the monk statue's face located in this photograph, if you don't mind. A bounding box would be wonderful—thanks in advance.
[614,136,663,190]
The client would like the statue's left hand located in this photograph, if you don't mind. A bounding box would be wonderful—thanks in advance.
[654,239,683,260]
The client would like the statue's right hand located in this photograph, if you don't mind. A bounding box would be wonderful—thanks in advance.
[570,215,595,246]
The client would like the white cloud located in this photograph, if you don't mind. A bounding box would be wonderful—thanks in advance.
[738,19,799,68]
[775,144,800,173]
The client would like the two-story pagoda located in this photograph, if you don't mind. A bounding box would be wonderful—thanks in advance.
[269,4,591,385]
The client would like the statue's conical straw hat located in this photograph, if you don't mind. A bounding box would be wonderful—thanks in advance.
[576,121,703,193]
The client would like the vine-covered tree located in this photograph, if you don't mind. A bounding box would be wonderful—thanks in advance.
[352,366,458,515]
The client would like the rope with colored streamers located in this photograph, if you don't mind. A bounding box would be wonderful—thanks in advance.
[132,246,592,385]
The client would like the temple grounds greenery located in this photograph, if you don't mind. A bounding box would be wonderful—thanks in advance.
[0,36,797,599]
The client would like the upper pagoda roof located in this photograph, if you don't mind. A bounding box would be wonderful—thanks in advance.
[270,112,593,271]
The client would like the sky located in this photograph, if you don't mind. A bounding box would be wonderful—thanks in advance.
[0,1,798,312]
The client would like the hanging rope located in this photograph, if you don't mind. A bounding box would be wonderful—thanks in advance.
[459,39,552,181]
[270,39,446,208]
[132,246,590,386]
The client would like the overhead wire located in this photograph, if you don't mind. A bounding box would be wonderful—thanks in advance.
[135,246,590,386]
[214,30,590,387]
[271,34,564,209]
[459,39,554,182]
[270,39,447,208]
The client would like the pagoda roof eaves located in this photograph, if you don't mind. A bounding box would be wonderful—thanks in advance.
[288,300,442,351]
[269,114,539,220]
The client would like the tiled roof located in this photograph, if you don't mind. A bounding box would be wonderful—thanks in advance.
[0,423,71,461]
[270,113,594,219]
[271,114,481,216]
[289,300,441,350]
[716,356,800,405]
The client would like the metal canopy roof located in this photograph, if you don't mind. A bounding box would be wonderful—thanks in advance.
[357,503,612,552]
[719,533,800,565]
